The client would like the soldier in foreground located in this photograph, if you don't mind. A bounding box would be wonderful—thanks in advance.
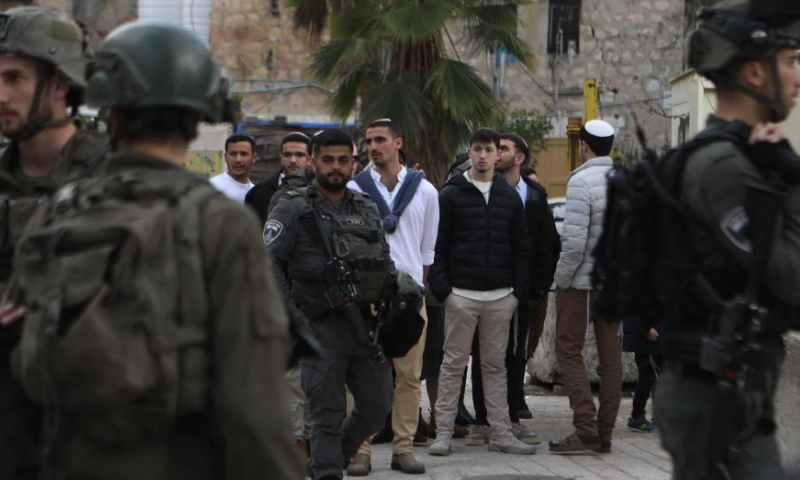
[656,1,800,478]
[3,21,301,480]
[0,7,106,479]
[266,129,411,480]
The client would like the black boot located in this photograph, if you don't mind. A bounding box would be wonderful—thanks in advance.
[371,411,394,444]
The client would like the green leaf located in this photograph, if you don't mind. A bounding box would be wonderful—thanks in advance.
[424,58,505,124]
[308,38,379,84]
[461,4,536,68]
[379,0,455,41]
[361,76,431,145]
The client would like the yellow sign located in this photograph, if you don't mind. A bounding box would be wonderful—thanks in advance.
[185,150,223,178]
[584,79,598,121]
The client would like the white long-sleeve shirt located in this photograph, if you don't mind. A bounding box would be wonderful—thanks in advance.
[348,168,439,286]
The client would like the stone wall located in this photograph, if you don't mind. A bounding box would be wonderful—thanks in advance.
[208,0,686,152]
[488,0,686,155]
[776,333,800,469]
[209,0,332,124]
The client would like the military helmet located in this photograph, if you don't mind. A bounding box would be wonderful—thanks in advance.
[687,0,800,75]
[86,21,231,122]
[0,6,88,89]
[378,271,425,359]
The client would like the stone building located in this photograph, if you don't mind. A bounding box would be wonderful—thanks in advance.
[12,0,687,169]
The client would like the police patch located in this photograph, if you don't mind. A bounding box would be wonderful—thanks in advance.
[345,219,365,226]
[721,207,752,253]
[263,220,284,245]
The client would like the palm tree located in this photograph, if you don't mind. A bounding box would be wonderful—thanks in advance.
[290,0,535,184]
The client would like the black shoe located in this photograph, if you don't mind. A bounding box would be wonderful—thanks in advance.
[413,430,428,446]
[518,406,533,420]
[372,425,394,444]
[455,403,476,426]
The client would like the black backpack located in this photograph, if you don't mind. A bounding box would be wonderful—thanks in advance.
[591,126,744,328]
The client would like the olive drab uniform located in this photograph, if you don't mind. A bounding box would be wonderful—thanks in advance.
[655,117,800,480]
[13,151,301,480]
[0,122,108,480]
[266,184,395,480]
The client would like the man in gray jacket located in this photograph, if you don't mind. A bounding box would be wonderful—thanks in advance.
[548,120,622,454]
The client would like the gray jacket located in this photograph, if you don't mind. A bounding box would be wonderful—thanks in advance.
[554,156,613,290]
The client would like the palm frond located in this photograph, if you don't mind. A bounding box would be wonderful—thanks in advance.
[308,38,381,84]
[378,0,456,41]
[424,58,505,124]
[330,7,382,39]
[288,0,329,39]
[361,76,431,145]
[460,4,536,68]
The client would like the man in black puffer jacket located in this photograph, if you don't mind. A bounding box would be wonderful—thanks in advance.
[428,128,532,457]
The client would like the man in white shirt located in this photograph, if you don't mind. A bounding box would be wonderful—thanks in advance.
[209,133,256,204]
[346,119,439,475]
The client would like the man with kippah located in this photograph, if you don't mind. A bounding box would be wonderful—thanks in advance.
[548,119,622,454]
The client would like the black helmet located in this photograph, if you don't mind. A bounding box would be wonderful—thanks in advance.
[687,0,800,120]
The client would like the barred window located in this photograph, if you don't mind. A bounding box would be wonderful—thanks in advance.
[547,0,581,55]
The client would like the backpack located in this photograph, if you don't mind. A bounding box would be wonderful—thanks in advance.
[591,126,744,328]
[353,167,425,233]
[14,168,217,444]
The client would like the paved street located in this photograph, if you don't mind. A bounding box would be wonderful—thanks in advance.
[365,389,671,480]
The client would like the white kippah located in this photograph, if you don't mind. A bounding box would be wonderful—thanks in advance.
[583,119,615,138]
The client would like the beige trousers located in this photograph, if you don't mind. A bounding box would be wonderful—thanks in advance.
[358,302,428,455]
[435,293,518,441]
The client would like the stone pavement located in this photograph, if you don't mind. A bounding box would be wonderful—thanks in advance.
[364,394,671,480]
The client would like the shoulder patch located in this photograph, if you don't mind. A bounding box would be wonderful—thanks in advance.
[263,219,284,245]
[721,206,752,252]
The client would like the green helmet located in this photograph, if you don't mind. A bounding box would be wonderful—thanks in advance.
[688,0,800,75]
[0,6,88,89]
[86,21,232,122]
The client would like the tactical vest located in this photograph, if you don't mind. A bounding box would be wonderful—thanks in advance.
[0,124,108,288]
[14,166,215,445]
[289,186,391,304]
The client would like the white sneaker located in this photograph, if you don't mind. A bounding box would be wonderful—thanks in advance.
[488,436,537,455]
[512,422,541,445]
[465,424,490,446]
[429,434,453,456]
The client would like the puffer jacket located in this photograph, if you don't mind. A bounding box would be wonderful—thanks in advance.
[554,156,613,290]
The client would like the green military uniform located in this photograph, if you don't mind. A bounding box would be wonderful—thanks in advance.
[0,7,106,480]
[7,20,303,480]
[16,151,300,480]
[655,3,800,479]
[266,183,395,480]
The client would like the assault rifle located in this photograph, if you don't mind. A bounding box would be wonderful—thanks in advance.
[328,259,388,369]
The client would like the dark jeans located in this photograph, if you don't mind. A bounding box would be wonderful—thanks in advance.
[471,301,531,425]
[632,353,663,419]
[301,321,393,479]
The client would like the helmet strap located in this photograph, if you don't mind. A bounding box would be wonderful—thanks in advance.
[9,63,77,143]
[718,56,788,123]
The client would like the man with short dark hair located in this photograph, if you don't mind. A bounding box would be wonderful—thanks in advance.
[428,128,534,456]
[210,133,256,204]
[266,129,398,480]
[346,119,439,475]
[549,119,621,455]
[467,133,558,447]
[2,20,301,479]
[245,131,311,224]
[0,7,107,479]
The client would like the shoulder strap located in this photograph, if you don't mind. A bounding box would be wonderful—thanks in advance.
[391,168,424,218]
[353,168,391,218]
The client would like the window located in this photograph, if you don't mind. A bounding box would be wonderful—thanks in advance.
[547,0,581,55]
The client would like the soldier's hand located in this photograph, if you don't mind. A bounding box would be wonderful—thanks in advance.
[0,303,26,327]
[749,123,786,145]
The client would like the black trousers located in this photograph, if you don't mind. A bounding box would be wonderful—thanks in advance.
[631,353,663,419]
[471,301,530,425]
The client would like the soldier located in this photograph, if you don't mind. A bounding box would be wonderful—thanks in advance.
[3,21,301,480]
[265,129,398,480]
[0,7,106,479]
[656,1,800,479]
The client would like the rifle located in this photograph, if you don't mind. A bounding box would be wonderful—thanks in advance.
[328,259,388,369]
